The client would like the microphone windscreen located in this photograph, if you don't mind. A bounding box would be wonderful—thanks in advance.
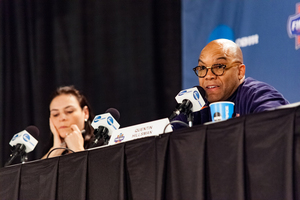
[194,86,206,98]
[25,125,40,139]
[105,108,120,122]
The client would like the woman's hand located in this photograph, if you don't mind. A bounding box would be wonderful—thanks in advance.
[49,118,66,148]
[42,122,84,159]
[42,119,67,159]
[64,124,85,152]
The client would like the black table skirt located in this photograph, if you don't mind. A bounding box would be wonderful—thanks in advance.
[1,105,300,200]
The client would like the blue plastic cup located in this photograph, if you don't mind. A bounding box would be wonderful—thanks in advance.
[209,101,235,122]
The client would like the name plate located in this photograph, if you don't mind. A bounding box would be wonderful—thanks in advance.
[108,118,173,145]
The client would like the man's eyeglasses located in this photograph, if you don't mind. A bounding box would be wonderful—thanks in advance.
[193,64,227,78]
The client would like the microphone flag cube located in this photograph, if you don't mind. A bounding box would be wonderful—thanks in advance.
[91,113,120,136]
[9,130,38,153]
[175,87,206,112]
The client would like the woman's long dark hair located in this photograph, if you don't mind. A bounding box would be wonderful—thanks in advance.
[43,86,97,154]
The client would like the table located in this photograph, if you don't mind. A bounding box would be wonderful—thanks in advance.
[1,105,300,200]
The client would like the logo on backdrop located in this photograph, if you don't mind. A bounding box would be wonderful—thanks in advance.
[235,34,259,48]
[207,24,235,43]
[208,24,259,48]
[287,3,300,50]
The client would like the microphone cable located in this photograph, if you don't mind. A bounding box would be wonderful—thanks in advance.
[162,120,189,134]
[46,147,75,159]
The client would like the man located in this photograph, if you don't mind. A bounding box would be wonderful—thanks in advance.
[172,39,289,128]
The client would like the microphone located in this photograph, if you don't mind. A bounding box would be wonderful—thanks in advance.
[105,108,120,122]
[169,86,206,127]
[91,108,120,146]
[5,126,39,166]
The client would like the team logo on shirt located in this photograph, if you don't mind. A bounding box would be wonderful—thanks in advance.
[287,3,300,50]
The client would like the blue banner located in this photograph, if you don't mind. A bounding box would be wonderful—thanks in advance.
[182,0,300,103]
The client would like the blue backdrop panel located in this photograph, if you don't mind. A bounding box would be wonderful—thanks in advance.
[182,0,300,103]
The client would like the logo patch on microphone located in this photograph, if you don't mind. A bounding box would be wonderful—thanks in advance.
[12,134,19,141]
[93,115,102,123]
[107,116,114,125]
[193,91,200,100]
[23,133,30,142]
[178,90,188,96]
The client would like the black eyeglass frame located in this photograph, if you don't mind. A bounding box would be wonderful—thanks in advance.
[193,64,227,78]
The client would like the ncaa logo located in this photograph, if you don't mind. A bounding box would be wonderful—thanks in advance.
[107,116,114,125]
[12,134,19,141]
[23,133,30,142]
[93,115,102,123]
[193,91,200,100]
[178,90,187,96]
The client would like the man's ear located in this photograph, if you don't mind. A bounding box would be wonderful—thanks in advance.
[238,64,246,80]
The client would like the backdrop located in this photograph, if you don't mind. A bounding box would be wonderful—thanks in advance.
[182,0,300,103]
[2,0,300,168]
[0,0,181,167]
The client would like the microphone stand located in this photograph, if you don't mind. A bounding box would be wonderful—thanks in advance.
[169,99,194,127]
[186,110,194,127]
[20,152,28,164]
[5,144,26,167]
[169,102,186,121]
[181,100,194,127]
[169,100,193,120]
[91,126,110,147]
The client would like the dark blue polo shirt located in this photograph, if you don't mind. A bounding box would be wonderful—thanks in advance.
[172,77,290,129]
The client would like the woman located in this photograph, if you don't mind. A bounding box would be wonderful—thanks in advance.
[42,86,99,159]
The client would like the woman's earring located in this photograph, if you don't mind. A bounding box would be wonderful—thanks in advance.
[85,118,88,122]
